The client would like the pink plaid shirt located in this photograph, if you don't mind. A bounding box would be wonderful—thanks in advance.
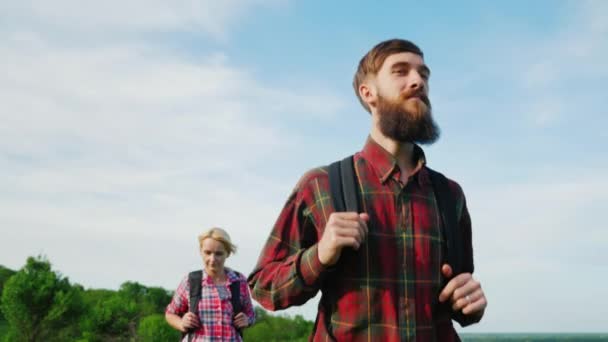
[166,268,255,342]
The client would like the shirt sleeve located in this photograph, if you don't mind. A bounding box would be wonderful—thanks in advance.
[166,275,190,316]
[238,273,256,326]
[247,169,332,311]
[449,185,482,327]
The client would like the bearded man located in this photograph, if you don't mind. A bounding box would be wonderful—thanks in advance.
[248,39,487,341]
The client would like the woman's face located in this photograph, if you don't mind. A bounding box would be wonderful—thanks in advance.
[200,238,228,277]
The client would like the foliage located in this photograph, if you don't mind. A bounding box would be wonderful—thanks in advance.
[0,265,16,324]
[80,288,140,341]
[137,314,180,342]
[0,256,84,341]
[244,307,314,342]
[78,281,173,341]
[0,257,315,341]
[0,265,16,297]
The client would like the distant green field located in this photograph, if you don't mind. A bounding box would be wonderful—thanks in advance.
[461,333,608,341]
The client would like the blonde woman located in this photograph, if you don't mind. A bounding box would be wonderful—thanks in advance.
[166,228,255,341]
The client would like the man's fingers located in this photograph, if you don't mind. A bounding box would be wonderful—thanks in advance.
[321,212,370,264]
[359,212,370,222]
[335,215,365,227]
[441,264,453,278]
[453,279,481,301]
[462,291,487,315]
[438,273,471,302]
[358,214,369,237]
[330,211,361,221]
[330,212,369,235]
[452,288,483,311]
[334,235,362,249]
[333,218,367,241]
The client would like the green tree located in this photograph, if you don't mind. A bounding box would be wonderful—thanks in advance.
[117,282,172,317]
[140,286,172,316]
[80,289,139,341]
[79,281,172,341]
[0,265,16,338]
[137,314,180,342]
[0,256,84,342]
[244,307,313,342]
[0,265,16,296]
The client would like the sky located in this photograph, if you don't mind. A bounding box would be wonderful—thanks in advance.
[1,0,607,333]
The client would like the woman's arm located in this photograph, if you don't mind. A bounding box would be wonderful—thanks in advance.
[165,275,198,332]
[166,312,186,332]
[240,274,256,326]
[166,311,199,332]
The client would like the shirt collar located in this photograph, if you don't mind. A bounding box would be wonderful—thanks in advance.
[359,136,430,186]
[202,267,239,285]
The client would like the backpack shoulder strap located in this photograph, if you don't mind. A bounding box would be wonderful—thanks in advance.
[186,270,203,342]
[229,280,242,314]
[427,168,463,275]
[188,270,203,314]
[328,155,360,213]
[229,279,243,338]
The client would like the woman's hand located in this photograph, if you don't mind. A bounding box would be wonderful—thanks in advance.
[233,312,249,329]
[181,312,200,332]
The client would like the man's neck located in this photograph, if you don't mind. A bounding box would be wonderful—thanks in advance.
[370,126,418,181]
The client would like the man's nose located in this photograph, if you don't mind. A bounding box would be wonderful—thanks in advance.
[408,71,425,91]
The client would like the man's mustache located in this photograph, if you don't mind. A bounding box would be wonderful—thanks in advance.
[399,90,431,107]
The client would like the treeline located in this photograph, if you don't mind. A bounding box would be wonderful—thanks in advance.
[0,256,313,341]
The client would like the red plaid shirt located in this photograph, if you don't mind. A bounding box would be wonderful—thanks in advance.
[248,137,476,341]
[166,268,255,342]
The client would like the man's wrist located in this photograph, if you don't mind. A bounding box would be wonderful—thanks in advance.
[299,244,331,286]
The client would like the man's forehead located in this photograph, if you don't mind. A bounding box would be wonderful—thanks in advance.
[382,52,425,68]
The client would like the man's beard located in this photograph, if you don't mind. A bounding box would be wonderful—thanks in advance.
[376,91,440,145]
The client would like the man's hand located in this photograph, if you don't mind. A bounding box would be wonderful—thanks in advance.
[318,212,369,266]
[438,264,487,316]
[181,312,200,332]
[233,312,249,329]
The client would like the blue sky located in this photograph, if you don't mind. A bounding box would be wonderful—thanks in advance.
[1,0,607,333]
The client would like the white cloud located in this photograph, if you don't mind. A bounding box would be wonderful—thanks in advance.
[0,0,288,39]
[519,1,607,127]
[463,171,608,331]
[2,0,606,330]
[0,1,340,320]
[452,0,608,129]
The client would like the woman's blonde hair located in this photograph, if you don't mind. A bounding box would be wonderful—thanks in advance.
[198,227,237,256]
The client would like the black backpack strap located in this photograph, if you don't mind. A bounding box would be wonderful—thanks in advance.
[187,270,203,342]
[428,168,463,276]
[230,280,243,338]
[328,155,360,213]
[230,280,242,314]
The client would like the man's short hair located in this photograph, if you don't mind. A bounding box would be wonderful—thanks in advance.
[353,39,424,113]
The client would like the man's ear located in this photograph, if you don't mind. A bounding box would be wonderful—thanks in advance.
[359,81,377,109]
